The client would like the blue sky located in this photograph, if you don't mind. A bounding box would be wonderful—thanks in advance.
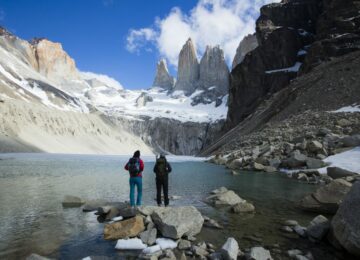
[0,0,277,89]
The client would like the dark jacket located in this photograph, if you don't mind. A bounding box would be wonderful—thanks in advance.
[153,157,172,177]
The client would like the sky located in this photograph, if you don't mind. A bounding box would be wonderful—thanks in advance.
[0,0,278,89]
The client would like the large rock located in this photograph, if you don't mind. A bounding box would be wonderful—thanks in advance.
[173,38,199,94]
[104,215,145,240]
[340,135,360,148]
[331,181,360,257]
[248,246,273,260]
[327,167,357,179]
[140,228,157,245]
[307,215,330,241]
[61,195,85,207]
[220,237,239,260]
[199,45,229,95]
[232,33,258,69]
[207,189,245,206]
[82,200,108,212]
[152,59,175,90]
[306,140,323,154]
[281,151,308,168]
[151,206,204,239]
[300,179,352,214]
[231,201,255,213]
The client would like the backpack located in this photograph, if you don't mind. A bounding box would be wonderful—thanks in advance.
[155,157,167,177]
[128,157,140,177]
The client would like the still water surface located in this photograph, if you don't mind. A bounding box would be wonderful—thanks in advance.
[0,153,318,259]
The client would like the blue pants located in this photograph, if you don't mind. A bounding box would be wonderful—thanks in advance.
[129,177,142,206]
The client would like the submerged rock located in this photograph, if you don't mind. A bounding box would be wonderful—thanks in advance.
[331,181,360,257]
[248,247,273,260]
[104,215,144,240]
[231,201,255,213]
[300,179,352,214]
[151,206,204,239]
[207,189,245,206]
[61,195,85,207]
[327,167,357,179]
[306,215,330,241]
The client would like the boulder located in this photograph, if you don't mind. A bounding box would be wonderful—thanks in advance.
[331,181,360,257]
[300,179,352,214]
[284,220,298,227]
[306,215,330,241]
[287,249,302,258]
[151,206,204,239]
[161,249,177,260]
[104,215,145,240]
[340,135,360,147]
[204,218,223,229]
[178,239,192,250]
[207,190,245,206]
[293,225,307,238]
[327,167,357,179]
[306,158,324,169]
[140,228,157,245]
[248,247,273,260]
[306,140,323,153]
[227,158,243,170]
[253,162,265,171]
[61,195,85,207]
[220,237,239,260]
[281,151,308,168]
[264,166,277,173]
[105,207,120,221]
[231,201,255,213]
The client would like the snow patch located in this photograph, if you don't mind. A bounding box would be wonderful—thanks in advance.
[156,238,178,250]
[142,245,161,254]
[332,104,360,113]
[265,62,302,74]
[318,147,360,174]
[115,238,147,250]
[81,71,123,90]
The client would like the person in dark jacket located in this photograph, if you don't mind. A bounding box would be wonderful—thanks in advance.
[153,154,172,207]
[124,150,144,207]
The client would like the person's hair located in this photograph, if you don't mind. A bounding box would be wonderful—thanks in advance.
[133,150,140,158]
[160,153,166,159]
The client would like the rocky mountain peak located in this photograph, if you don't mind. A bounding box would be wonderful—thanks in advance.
[199,45,229,95]
[0,26,14,37]
[173,37,200,94]
[152,59,175,90]
[232,34,258,69]
[33,39,80,83]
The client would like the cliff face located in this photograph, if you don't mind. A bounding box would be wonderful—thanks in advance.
[152,59,175,90]
[113,116,224,155]
[225,0,323,130]
[199,45,229,95]
[31,39,80,83]
[173,38,200,94]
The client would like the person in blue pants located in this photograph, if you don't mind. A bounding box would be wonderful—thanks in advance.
[124,150,144,208]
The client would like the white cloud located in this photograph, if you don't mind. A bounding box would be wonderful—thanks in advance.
[126,28,157,54]
[126,0,280,67]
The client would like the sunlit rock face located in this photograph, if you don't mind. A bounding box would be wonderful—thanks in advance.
[173,38,200,95]
[31,38,80,83]
[152,59,175,90]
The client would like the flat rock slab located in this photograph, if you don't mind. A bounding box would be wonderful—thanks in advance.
[104,215,145,240]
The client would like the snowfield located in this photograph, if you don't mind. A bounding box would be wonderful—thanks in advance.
[318,146,360,174]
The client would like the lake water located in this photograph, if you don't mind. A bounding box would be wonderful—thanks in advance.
[0,153,322,259]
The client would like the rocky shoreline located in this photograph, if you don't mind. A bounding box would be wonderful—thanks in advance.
[208,111,360,184]
[26,177,360,260]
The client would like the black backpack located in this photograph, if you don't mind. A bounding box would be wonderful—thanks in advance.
[155,157,167,177]
[128,157,140,177]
